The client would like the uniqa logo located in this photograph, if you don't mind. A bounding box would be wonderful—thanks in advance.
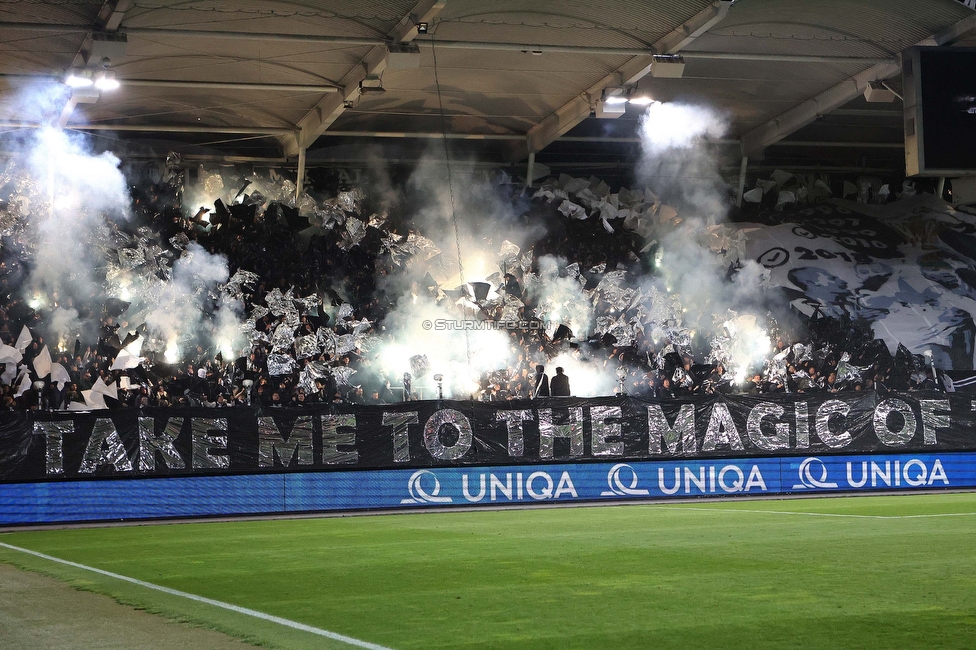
[792,457,839,489]
[401,469,453,504]
[600,463,650,497]
[460,471,578,502]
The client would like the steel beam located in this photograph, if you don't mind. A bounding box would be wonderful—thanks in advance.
[0,122,296,136]
[739,13,976,156]
[0,73,339,94]
[282,0,445,157]
[1,21,899,63]
[520,1,734,161]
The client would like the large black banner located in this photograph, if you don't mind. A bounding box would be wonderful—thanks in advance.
[0,391,973,482]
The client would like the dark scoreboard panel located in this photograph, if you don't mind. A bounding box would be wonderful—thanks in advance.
[904,46,976,176]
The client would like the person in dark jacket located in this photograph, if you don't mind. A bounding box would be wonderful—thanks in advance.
[550,367,571,396]
[532,364,549,398]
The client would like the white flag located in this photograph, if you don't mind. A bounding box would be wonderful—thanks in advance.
[1,363,17,386]
[91,376,118,402]
[32,345,52,379]
[15,326,31,352]
[80,389,108,410]
[51,362,71,387]
[110,349,143,371]
[14,370,31,397]
[0,344,22,364]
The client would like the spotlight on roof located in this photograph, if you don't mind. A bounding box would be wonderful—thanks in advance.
[596,87,628,118]
[628,94,656,106]
[64,69,93,88]
[595,99,627,118]
[596,86,656,116]
[94,69,120,92]
[416,22,428,34]
[602,87,629,104]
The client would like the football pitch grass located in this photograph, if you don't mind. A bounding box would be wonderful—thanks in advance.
[1,493,975,649]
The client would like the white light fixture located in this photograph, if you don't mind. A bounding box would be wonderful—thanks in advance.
[602,87,628,103]
[628,95,656,106]
[597,87,629,117]
[64,70,93,88]
[595,99,627,118]
[863,80,895,103]
[650,54,685,78]
[597,85,656,115]
[94,69,120,91]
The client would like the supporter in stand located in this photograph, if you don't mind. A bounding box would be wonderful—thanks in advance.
[532,365,550,398]
[550,367,571,397]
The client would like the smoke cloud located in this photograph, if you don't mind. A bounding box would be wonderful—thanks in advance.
[143,242,233,361]
[634,101,773,381]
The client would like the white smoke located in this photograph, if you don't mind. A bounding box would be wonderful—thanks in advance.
[639,102,728,154]
[635,101,773,363]
[637,101,730,221]
[48,307,83,351]
[214,295,247,361]
[144,242,232,360]
[527,255,595,339]
[548,350,619,397]
[405,152,541,288]
[374,295,513,398]
[368,149,543,396]
[723,314,772,384]
[25,127,129,303]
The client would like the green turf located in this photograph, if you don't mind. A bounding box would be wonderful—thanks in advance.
[2,493,976,649]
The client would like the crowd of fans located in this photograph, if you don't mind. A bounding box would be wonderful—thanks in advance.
[0,169,945,412]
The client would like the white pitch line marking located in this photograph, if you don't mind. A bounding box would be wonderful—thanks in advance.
[658,506,976,520]
[0,541,394,650]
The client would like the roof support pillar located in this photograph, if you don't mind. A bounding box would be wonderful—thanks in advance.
[735,155,749,207]
[295,147,307,202]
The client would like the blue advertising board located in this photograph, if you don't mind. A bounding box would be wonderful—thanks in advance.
[0,451,972,525]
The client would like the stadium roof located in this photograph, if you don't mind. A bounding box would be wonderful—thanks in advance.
[1,0,975,178]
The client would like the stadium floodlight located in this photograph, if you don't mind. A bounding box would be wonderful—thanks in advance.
[628,94,656,106]
[94,70,120,92]
[602,87,630,105]
[65,69,94,88]
[598,86,656,115]
[596,88,628,118]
